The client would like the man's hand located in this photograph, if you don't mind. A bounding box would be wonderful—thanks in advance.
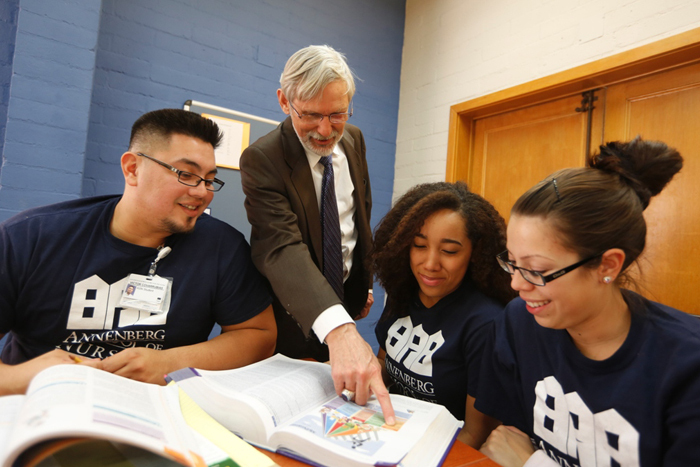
[102,306,276,385]
[356,291,374,320]
[0,349,102,395]
[480,425,536,467]
[101,347,172,385]
[325,323,395,425]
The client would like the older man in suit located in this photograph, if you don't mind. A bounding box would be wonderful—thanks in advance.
[240,45,394,423]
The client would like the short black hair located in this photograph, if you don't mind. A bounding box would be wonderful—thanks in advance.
[129,109,223,150]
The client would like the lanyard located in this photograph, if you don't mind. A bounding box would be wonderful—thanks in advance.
[148,246,172,277]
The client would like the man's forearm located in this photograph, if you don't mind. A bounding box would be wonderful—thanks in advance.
[101,306,277,384]
[163,309,277,372]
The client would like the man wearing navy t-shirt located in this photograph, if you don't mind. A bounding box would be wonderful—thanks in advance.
[0,109,276,395]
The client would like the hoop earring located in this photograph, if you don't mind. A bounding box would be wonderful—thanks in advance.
[603,276,612,284]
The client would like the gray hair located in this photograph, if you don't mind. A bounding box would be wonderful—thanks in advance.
[280,45,356,103]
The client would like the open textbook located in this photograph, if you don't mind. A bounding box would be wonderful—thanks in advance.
[0,364,277,467]
[167,354,463,467]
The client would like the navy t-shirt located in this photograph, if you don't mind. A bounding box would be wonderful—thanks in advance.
[475,292,700,466]
[0,195,272,363]
[375,279,503,420]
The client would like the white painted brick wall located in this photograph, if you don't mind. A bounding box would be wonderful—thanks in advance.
[394,0,700,200]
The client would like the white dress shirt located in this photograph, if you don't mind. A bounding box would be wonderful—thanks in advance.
[297,135,358,343]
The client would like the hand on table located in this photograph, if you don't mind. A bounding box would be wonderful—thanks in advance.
[0,349,102,395]
[480,425,536,467]
[102,347,172,385]
[325,323,395,425]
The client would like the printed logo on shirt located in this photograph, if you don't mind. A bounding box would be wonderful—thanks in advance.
[59,275,168,358]
[385,358,435,398]
[533,376,640,466]
[385,316,444,377]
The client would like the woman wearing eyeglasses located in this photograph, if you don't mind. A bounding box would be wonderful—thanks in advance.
[371,181,515,448]
[474,137,700,467]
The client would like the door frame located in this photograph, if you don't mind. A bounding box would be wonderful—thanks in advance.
[447,27,700,182]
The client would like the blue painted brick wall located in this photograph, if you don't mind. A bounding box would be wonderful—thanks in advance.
[84,0,405,348]
[0,0,101,220]
[0,0,405,352]
[0,0,19,178]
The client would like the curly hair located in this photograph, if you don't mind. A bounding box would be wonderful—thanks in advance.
[371,181,515,320]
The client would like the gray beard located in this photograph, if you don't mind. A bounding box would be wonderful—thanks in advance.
[296,128,344,157]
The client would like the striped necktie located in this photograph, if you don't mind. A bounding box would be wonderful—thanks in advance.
[319,154,344,301]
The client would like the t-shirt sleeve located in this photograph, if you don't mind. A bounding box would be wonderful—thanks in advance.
[213,229,272,326]
[662,351,700,465]
[474,303,528,428]
[464,316,493,397]
[374,299,392,352]
[0,223,16,334]
[462,294,504,397]
[0,218,30,335]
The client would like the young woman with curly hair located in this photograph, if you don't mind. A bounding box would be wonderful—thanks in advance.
[371,181,515,448]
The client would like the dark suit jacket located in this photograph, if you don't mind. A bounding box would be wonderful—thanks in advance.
[240,117,372,360]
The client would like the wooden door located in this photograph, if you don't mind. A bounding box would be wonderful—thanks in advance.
[468,94,603,222]
[603,62,700,313]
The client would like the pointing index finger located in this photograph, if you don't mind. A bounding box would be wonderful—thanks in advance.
[371,377,395,425]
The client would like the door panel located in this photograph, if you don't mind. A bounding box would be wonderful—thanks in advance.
[470,94,603,222]
[604,62,700,313]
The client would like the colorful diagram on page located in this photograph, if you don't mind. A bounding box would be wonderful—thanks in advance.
[321,398,407,440]
[288,397,412,456]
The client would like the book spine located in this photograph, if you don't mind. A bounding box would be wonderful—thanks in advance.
[275,448,327,467]
[434,427,461,467]
[166,367,201,383]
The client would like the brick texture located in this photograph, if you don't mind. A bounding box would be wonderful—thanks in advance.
[0,0,406,350]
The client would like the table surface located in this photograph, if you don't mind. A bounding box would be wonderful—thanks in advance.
[257,439,501,467]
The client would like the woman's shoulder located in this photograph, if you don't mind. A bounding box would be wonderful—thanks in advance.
[635,292,700,345]
[501,296,535,323]
[458,279,505,312]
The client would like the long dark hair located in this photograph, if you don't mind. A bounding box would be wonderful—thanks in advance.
[512,136,683,285]
[371,181,515,320]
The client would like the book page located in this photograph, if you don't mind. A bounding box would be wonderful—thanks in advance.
[278,396,409,460]
[271,394,461,467]
[197,355,336,427]
[174,356,462,467]
[0,395,24,462]
[3,365,204,467]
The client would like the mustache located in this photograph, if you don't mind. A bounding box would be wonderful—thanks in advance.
[306,130,339,141]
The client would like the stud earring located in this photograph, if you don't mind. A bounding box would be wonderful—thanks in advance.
[603,276,612,284]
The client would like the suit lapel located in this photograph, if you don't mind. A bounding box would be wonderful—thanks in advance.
[281,118,324,264]
[340,130,367,219]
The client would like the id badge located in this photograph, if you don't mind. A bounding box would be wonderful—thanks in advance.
[119,274,173,313]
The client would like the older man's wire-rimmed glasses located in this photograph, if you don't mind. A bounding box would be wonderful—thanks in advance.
[136,152,225,192]
[288,101,353,125]
[496,251,602,287]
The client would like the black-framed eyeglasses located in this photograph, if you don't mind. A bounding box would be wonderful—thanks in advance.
[136,152,225,192]
[288,101,353,125]
[496,250,602,287]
